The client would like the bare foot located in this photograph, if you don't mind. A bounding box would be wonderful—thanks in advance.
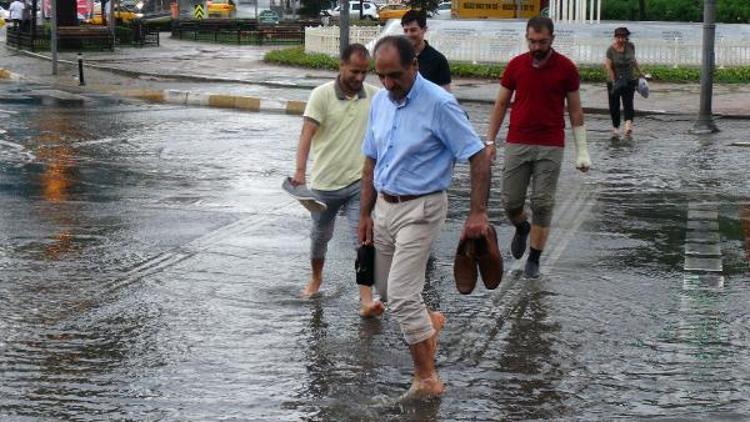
[403,374,445,400]
[624,121,633,136]
[301,279,322,298]
[403,311,447,399]
[359,300,385,318]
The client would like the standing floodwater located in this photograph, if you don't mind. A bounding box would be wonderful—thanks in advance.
[1,82,750,420]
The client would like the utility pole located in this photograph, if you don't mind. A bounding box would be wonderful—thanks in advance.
[50,0,58,75]
[693,0,718,134]
[339,0,349,57]
[108,0,117,39]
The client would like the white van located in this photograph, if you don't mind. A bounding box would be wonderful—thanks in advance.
[323,1,378,20]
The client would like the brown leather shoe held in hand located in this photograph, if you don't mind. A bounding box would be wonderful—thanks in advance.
[476,224,503,290]
[454,238,478,294]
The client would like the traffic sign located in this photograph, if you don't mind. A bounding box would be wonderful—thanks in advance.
[194,4,205,19]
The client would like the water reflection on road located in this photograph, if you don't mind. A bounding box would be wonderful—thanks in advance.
[1,83,749,420]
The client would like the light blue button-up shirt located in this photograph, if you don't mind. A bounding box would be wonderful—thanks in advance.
[362,73,484,196]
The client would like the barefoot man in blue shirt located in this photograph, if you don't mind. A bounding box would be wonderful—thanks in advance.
[358,36,490,398]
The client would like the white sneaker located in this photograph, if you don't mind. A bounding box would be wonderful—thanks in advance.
[282,177,327,213]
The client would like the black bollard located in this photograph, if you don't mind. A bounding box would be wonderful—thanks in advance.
[77,53,85,86]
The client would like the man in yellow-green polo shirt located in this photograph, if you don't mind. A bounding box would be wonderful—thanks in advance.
[290,43,384,318]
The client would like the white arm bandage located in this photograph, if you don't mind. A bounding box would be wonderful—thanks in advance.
[572,125,591,170]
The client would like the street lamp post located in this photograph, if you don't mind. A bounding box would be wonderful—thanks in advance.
[50,0,58,75]
[693,0,719,134]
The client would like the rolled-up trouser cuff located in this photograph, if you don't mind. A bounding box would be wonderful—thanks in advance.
[405,324,435,345]
[390,295,436,345]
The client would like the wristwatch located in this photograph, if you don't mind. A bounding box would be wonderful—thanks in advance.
[484,140,495,147]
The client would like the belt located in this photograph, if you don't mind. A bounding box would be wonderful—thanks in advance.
[380,191,442,204]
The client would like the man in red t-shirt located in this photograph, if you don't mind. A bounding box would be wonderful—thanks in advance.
[485,16,591,278]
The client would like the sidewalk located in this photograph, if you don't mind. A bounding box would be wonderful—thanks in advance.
[2,32,750,118]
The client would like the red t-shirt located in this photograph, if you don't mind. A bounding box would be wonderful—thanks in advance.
[500,50,580,147]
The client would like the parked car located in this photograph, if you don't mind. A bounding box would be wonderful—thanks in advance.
[322,1,378,21]
[377,3,408,22]
[207,0,236,18]
[431,1,452,19]
[89,0,143,24]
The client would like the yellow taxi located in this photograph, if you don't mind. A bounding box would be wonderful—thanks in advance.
[377,4,410,23]
[207,0,236,18]
[89,0,142,24]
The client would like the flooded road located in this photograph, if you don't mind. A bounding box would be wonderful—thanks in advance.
[1,81,750,421]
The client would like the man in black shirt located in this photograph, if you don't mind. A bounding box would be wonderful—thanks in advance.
[401,10,452,91]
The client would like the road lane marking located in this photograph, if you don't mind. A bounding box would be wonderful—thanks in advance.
[683,202,724,288]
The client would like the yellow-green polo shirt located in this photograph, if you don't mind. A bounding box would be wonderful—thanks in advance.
[303,79,379,191]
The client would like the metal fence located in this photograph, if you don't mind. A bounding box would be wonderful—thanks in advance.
[305,23,750,67]
[172,19,306,45]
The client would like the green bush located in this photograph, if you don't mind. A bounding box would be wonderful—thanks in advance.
[115,25,134,44]
[265,46,339,70]
[264,47,750,83]
[601,0,750,23]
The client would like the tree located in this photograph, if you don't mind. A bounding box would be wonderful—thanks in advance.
[405,0,440,14]
[601,0,749,23]
[298,0,327,16]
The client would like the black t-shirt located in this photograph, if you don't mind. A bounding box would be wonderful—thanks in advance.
[417,41,451,87]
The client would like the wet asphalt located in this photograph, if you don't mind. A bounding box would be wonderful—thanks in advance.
[1,81,750,421]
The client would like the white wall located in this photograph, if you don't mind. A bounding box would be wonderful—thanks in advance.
[306,19,750,67]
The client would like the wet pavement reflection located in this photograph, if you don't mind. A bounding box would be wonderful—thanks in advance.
[1,82,750,420]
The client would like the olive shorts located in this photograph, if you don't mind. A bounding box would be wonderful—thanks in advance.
[501,143,564,228]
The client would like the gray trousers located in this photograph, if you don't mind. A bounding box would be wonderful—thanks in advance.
[373,192,447,345]
[310,181,360,260]
[501,144,564,228]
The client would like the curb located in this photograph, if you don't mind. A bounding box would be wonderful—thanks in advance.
[1,62,305,115]
[116,88,302,115]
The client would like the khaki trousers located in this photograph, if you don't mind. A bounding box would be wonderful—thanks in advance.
[373,192,447,345]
